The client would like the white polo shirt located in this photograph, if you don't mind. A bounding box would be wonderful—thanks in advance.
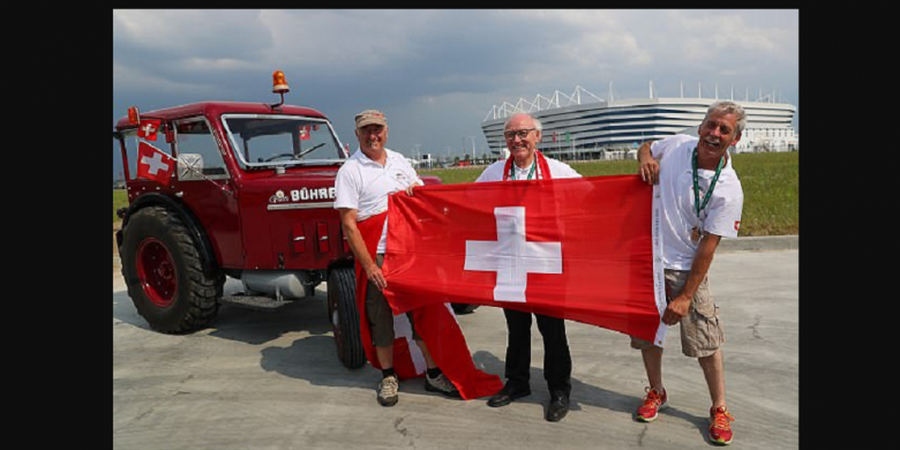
[652,135,744,270]
[475,156,582,182]
[334,148,423,253]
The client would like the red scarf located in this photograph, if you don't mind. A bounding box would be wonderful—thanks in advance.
[502,150,553,181]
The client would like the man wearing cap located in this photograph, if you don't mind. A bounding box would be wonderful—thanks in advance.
[631,101,744,445]
[335,109,459,406]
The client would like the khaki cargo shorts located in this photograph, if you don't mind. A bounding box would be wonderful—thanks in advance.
[366,254,419,347]
[631,269,725,358]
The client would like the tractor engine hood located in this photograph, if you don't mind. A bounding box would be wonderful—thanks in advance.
[240,169,341,211]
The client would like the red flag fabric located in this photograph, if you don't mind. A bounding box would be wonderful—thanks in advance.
[383,175,667,346]
[298,125,311,140]
[137,118,161,141]
[354,212,503,399]
[136,141,175,184]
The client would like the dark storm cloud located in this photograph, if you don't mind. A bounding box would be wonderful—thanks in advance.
[114,9,797,178]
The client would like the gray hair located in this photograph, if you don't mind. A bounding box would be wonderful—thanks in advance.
[504,114,543,132]
[705,101,746,135]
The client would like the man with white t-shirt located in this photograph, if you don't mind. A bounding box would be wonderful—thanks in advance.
[335,109,459,406]
[632,101,745,446]
[478,113,580,422]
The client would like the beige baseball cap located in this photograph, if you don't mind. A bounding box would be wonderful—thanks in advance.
[355,109,388,129]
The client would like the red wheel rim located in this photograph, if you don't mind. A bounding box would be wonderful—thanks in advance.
[136,238,178,308]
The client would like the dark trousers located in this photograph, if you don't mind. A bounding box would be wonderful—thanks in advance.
[503,309,572,395]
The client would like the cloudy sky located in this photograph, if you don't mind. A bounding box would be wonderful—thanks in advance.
[113,9,798,176]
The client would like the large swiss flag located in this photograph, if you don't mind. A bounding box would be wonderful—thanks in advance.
[383,175,666,346]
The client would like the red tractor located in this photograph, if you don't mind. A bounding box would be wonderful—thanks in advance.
[114,71,447,370]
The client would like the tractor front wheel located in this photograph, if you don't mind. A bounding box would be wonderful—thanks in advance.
[120,206,221,333]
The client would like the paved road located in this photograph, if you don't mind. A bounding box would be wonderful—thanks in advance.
[113,247,798,449]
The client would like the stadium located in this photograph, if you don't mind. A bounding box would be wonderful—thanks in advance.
[481,84,798,160]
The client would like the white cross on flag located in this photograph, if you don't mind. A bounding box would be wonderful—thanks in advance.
[137,118,161,141]
[383,175,667,346]
[465,206,562,302]
[137,141,175,184]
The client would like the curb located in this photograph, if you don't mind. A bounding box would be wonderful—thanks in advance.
[718,235,798,253]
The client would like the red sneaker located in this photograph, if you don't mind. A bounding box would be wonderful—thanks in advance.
[635,387,667,422]
[708,406,735,445]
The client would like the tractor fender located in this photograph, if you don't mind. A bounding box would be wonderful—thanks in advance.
[121,193,220,279]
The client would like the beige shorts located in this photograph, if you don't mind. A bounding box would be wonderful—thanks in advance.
[631,269,725,358]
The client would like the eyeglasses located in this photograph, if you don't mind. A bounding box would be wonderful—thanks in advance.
[504,128,536,140]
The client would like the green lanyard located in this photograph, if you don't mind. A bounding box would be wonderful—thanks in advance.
[509,159,537,180]
[692,147,725,218]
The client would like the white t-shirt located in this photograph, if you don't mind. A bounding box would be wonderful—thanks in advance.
[475,155,582,182]
[334,148,423,253]
[652,135,744,270]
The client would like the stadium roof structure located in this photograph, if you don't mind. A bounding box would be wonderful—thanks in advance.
[482,83,798,156]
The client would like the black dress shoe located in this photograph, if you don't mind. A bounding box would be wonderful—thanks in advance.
[546,390,570,422]
[487,384,531,408]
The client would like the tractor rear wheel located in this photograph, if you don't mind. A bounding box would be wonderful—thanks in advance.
[452,303,480,314]
[327,267,365,369]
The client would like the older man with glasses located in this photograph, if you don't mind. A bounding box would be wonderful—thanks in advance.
[475,113,580,422]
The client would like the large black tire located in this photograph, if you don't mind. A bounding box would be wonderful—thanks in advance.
[327,267,365,369]
[120,206,221,333]
[452,303,480,314]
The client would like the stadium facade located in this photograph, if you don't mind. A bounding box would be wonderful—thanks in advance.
[481,86,798,159]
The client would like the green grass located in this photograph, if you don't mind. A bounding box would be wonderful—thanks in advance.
[419,167,483,185]
[730,152,799,236]
[113,189,128,223]
[419,159,642,183]
[421,152,799,236]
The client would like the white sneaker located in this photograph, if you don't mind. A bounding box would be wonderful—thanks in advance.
[425,373,461,398]
[377,375,399,407]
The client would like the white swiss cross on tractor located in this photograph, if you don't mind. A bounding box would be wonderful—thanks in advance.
[140,151,171,176]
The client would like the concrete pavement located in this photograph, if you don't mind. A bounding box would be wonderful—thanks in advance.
[113,243,798,449]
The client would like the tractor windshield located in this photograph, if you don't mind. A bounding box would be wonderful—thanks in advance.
[223,115,346,169]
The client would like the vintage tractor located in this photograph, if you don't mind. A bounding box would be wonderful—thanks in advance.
[114,71,456,370]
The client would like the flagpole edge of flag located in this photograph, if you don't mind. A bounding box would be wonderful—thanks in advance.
[652,183,668,347]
